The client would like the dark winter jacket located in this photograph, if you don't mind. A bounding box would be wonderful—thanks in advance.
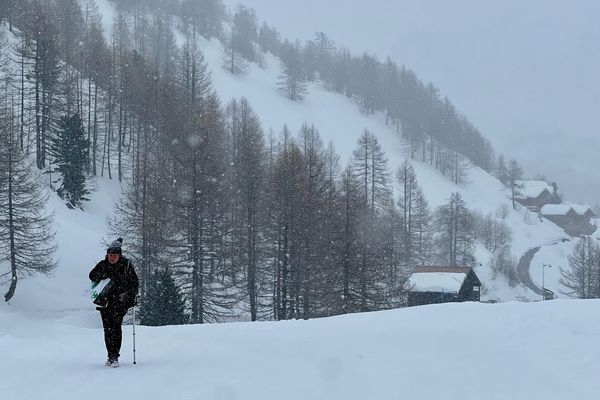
[89,255,139,311]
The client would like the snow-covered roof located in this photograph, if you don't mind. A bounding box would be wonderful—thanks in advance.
[514,180,554,199]
[571,204,594,216]
[541,204,594,216]
[407,272,467,293]
[541,204,575,215]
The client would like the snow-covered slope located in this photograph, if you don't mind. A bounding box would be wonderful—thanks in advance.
[189,34,571,302]
[0,0,582,310]
[221,0,600,206]
[2,298,600,400]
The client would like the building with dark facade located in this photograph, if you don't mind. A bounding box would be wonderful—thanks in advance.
[541,204,597,237]
[406,266,482,307]
[514,180,560,212]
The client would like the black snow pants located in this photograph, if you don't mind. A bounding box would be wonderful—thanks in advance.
[100,307,128,359]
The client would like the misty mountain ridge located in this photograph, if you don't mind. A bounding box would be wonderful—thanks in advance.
[221,0,600,206]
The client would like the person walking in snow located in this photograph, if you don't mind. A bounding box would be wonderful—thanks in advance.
[89,238,139,367]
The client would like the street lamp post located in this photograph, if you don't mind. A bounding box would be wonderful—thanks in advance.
[542,264,552,300]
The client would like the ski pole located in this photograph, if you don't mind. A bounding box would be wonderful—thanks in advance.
[132,304,137,365]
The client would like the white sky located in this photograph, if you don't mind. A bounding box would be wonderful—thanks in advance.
[223,0,600,205]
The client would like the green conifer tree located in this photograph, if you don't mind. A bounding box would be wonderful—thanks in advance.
[139,269,188,326]
[53,113,90,208]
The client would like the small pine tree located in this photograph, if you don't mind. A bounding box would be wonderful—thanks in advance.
[560,236,600,299]
[223,31,249,76]
[278,42,307,101]
[0,107,57,302]
[507,159,523,210]
[434,192,475,266]
[496,155,509,185]
[139,269,188,326]
[52,113,90,208]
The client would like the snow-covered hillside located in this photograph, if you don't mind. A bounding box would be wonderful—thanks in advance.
[220,0,600,206]
[179,22,573,302]
[0,0,587,308]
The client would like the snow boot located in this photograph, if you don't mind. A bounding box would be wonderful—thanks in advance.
[105,357,120,368]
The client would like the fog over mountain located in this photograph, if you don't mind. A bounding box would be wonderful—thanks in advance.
[225,0,600,204]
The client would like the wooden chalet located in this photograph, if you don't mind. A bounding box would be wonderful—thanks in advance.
[406,266,481,307]
[514,180,560,212]
[541,204,597,237]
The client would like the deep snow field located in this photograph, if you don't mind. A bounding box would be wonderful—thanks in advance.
[1,296,599,400]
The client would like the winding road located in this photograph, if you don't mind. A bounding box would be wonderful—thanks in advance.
[517,246,544,297]
[517,238,570,298]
